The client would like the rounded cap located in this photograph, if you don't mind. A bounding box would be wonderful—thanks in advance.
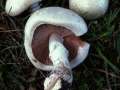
[69,0,109,20]
[5,0,41,16]
[24,7,89,71]
[25,7,88,36]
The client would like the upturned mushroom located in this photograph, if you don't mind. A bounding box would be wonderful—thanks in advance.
[24,7,90,90]
[69,0,109,20]
[5,0,42,16]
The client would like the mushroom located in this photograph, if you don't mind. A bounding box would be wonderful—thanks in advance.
[69,0,109,20]
[24,7,90,89]
[5,0,42,16]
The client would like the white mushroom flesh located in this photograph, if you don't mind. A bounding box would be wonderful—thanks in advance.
[44,33,73,90]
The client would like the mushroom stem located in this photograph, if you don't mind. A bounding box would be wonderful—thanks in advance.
[44,73,61,90]
[49,33,70,69]
[44,33,73,90]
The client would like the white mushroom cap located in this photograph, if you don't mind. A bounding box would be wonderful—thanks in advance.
[24,7,89,71]
[69,0,109,20]
[5,0,41,16]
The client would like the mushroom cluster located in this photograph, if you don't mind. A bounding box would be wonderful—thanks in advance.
[5,0,109,90]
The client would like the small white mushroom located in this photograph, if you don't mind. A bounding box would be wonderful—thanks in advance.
[5,0,42,16]
[69,0,109,20]
[24,7,90,89]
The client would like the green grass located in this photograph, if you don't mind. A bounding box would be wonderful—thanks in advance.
[0,0,120,90]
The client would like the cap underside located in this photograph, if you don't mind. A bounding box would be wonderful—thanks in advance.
[32,24,85,65]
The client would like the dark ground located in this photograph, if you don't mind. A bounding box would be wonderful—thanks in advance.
[0,0,120,90]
